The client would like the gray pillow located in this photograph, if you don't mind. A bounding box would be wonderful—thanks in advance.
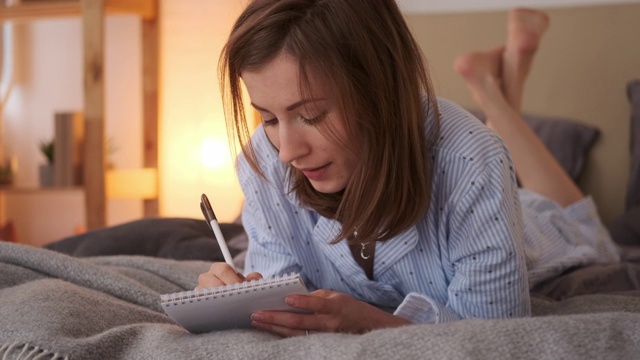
[607,80,640,246]
[608,206,640,246]
[45,217,247,262]
[468,110,600,182]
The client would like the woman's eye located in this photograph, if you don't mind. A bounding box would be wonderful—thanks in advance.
[301,111,328,125]
[262,117,278,127]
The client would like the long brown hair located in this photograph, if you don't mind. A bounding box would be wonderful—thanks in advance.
[220,0,440,244]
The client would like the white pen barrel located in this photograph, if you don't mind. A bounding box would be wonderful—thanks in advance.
[209,219,236,270]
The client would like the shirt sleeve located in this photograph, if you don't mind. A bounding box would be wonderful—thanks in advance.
[241,194,302,277]
[396,153,531,324]
[236,152,302,278]
[393,293,459,323]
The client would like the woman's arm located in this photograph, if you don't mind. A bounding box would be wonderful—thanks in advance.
[395,150,531,324]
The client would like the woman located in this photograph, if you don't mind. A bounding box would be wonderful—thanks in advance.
[197,1,620,337]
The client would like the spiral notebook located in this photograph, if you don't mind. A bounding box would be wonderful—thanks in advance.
[160,273,309,333]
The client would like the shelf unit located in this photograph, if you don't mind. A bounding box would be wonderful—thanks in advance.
[0,0,159,230]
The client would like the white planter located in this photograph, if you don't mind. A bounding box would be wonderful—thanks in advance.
[39,164,54,187]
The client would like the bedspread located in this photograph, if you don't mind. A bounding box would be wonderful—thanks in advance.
[1,242,639,360]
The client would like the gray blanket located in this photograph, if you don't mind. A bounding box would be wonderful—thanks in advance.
[1,242,640,360]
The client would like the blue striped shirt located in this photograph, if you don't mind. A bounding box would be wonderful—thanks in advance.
[236,97,619,324]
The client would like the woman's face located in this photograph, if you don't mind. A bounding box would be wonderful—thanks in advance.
[242,52,358,194]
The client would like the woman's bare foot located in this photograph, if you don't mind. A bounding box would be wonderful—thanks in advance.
[454,46,503,85]
[507,8,550,55]
[502,8,550,112]
[453,47,506,130]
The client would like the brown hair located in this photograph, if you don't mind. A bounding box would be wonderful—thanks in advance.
[220,0,440,244]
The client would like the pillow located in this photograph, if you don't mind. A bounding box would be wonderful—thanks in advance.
[608,206,640,246]
[607,80,640,246]
[45,217,248,263]
[468,110,600,182]
[626,79,640,209]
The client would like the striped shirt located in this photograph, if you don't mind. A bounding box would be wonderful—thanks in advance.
[236,97,620,324]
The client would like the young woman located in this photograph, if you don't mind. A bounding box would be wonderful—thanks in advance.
[197,1,620,337]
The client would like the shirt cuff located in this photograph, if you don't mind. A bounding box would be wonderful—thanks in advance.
[393,292,459,324]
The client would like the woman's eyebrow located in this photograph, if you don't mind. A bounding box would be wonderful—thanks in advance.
[250,103,270,112]
[285,98,324,111]
[251,98,325,113]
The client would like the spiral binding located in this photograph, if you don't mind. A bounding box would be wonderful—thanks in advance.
[160,273,301,307]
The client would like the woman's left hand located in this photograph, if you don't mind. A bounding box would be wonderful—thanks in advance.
[250,289,411,337]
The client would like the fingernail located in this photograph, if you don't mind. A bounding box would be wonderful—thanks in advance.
[251,313,264,322]
[285,296,296,306]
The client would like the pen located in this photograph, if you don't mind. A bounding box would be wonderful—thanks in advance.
[200,193,238,272]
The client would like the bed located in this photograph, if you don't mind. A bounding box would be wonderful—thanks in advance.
[1,81,639,359]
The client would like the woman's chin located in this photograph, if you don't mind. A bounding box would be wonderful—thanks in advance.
[309,181,346,194]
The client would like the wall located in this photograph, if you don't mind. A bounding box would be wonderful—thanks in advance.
[158,0,246,223]
[405,3,640,223]
[397,0,640,13]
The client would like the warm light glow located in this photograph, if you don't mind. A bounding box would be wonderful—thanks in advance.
[159,0,247,222]
[106,168,158,199]
[201,138,231,170]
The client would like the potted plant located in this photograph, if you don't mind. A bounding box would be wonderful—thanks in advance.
[39,139,54,187]
[0,141,16,185]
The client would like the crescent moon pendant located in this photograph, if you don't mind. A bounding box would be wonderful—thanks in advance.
[360,243,371,260]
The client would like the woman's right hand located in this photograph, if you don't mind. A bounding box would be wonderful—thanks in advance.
[195,262,263,290]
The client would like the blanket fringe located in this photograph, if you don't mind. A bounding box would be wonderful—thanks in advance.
[0,342,68,360]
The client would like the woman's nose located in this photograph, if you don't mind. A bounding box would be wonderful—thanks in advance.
[278,123,309,164]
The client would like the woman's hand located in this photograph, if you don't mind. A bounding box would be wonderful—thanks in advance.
[250,289,411,337]
[195,262,263,290]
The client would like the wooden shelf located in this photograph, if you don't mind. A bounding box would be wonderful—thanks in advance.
[0,0,156,22]
[0,0,159,230]
[0,185,83,194]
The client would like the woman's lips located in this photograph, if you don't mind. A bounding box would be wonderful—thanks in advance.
[301,163,330,181]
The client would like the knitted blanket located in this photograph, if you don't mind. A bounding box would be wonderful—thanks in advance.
[1,242,639,360]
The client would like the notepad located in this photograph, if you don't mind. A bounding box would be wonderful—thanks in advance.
[160,273,309,333]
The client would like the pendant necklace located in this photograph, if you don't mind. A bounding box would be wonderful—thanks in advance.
[354,229,370,260]
[359,243,370,260]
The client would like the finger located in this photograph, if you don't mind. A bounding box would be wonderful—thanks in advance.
[195,272,225,290]
[245,272,264,281]
[286,292,338,314]
[251,319,309,338]
[211,262,245,285]
[252,310,333,333]
[309,289,335,298]
[195,262,244,289]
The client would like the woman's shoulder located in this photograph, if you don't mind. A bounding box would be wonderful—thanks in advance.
[236,125,287,184]
[427,97,509,168]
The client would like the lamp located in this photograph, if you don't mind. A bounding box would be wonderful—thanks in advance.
[106,168,158,199]
[201,138,232,170]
